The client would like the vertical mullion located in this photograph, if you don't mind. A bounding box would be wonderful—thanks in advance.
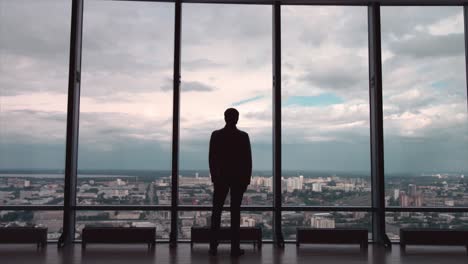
[368,3,390,247]
[272,0,284,248]
[464,5,468,109]
[60,0,83,248]
[170,0,182,248]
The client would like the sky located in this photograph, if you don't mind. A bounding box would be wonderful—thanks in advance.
[0,1,467,174]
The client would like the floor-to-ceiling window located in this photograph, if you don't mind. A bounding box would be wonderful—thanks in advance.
[77,0,174,239]
[1,0,466,243]
[179,3,273,239]
[0,0,71,240]
[281,5,371,240]
[381,6,468,240]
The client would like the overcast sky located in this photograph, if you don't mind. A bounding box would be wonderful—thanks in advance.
[0,1,467,174]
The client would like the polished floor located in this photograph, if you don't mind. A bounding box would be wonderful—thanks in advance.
[0,243,467,264]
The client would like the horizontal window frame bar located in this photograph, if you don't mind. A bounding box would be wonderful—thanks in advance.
[74,205,172,210]
[108,0,468,5]
[176,239,275,243]
[72,239,171,243]
[110,0,176,2]
[177,205,275,211]
[112,0,275,4]
[73,239,382,244]
[2,205,467,212]
[281,206,373,211]
[281,0,468,5]
[0,205,64,211]
[385,207,468,213]
[73,205,273,211]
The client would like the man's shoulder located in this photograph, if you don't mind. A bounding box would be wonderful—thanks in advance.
[211,129,224,138]
[213,127,249,137]
[237,129,249,137]
[211,129,221,135]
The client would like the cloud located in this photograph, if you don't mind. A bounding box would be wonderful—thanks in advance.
[286,6,368,49]
[160,80,216,93]
[282,7,369,97]
[79,111,173,145]
[182,4,271,45]
[183,59,225,71]
[1,4,467,172]
[388,33,464,58]
[181,81,216,92]
[232,95,265,106]
[80,1,174,74]
[0,109,66,149]
[298,63,366,91]
[244,111,272,121]
[284,94,343,107]
[0,2,71,63]
[0,1,175,97]
[160,78,216,92]
[380,6,462,39]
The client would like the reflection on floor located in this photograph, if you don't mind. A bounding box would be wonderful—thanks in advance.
[0,243,466,264]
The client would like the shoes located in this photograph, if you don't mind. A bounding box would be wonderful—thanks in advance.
[230,248,245,257]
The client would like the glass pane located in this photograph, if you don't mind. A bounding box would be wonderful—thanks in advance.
[76,210,170,240]
[381,7,468,207]
[0,0,70,205]
[386,212,468,240]
[179,4,272,205]
[281,6,371,206]
[0,210,63,240]
[178,211,272,240]
[78,0,174,205]
[282,211,371,241]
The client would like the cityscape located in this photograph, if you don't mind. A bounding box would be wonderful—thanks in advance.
[0,170,467,241]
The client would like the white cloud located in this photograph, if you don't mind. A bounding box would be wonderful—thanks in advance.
[428,12,464,36]
[0,3,466,171]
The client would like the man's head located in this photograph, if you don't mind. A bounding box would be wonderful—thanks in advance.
[224,108,239,126]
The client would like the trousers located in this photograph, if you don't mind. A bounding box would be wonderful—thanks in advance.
[210,183,247,250]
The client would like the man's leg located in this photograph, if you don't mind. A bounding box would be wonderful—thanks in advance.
[210,183,229,253]
[230,184,247,254]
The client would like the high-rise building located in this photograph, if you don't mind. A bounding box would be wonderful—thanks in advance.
[414,194,423,207]
[408,184,417,196]
[393,189,400,200]
[400,192,409,207]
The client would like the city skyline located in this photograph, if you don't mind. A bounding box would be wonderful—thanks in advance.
[1,170,467,240]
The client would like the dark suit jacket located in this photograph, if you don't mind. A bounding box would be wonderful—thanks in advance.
[209,126,252,186]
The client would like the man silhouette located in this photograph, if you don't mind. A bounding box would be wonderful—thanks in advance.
[208,108,252,257]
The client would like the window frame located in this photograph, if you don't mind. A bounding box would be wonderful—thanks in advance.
[1,0,467,247]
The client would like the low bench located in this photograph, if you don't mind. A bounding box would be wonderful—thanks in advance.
[0,227,47,248]
[400,228,468,253]
[81,226,156,249]
[296,228,368,249]
[191,227,262,249]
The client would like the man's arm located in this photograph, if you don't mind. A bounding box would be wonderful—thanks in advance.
[245,133,252,185]
[209,131,218,183]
